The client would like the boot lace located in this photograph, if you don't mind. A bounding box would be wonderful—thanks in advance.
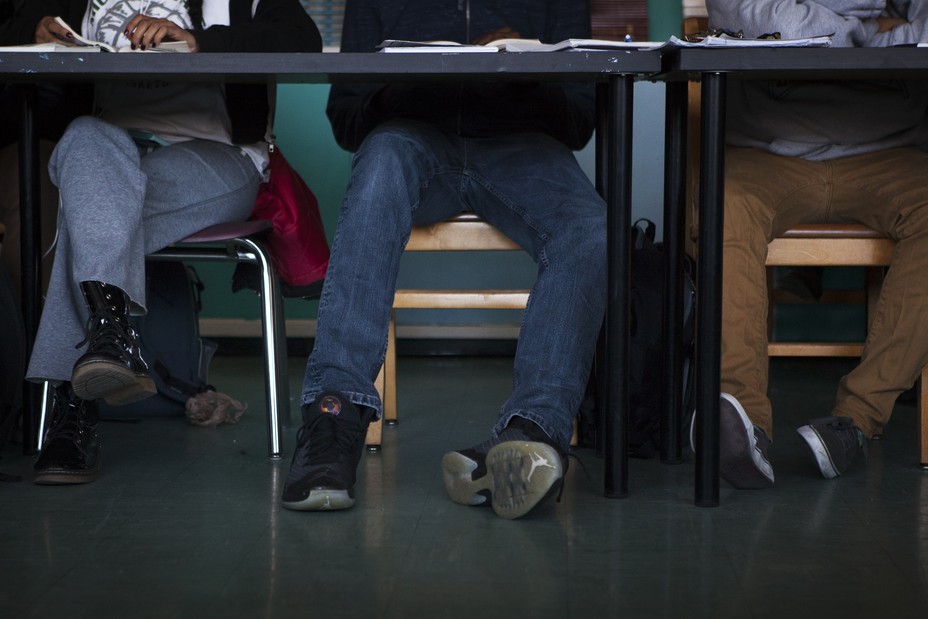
[293,413,339,469]
[45,398,87,445]
[75,309,134,353]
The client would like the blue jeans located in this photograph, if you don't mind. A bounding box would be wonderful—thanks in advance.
[302,120,606,452]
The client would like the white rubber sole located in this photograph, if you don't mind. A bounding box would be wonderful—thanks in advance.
[281,488,355,511]
[442,441,564,520]
[797,425,839,479]
[691,393,774,488]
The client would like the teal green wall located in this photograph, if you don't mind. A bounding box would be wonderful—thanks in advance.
[648,0,683,40]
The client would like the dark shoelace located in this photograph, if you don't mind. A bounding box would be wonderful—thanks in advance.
[293,413,339,468]
[45,398,87,445]
[75,310,134,352]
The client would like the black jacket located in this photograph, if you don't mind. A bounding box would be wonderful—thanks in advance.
[327,0,596,152]
[13,0,322,143]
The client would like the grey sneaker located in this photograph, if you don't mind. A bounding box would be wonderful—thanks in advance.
[441,417,565,520]
[691,392,774,488]
[797,416,867,479]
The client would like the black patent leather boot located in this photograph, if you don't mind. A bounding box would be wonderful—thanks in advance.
[34,383,101,484]
[71,281,156,405]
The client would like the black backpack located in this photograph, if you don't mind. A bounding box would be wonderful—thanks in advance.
[578,219,696,458]
[100,261,215,417]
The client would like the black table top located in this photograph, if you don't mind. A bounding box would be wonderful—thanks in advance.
[0,49,663,84]
[662,45,928,80]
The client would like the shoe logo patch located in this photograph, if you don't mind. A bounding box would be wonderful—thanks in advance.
[526,452,556,481]
[319,395,342,415]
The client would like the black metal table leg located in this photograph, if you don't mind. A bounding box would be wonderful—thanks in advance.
[603,74,633,499]
[661,80,688,465]
[694,73,726,507]
[17,85,41,455]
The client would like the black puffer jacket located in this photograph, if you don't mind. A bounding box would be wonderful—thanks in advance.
[328,0,596,152]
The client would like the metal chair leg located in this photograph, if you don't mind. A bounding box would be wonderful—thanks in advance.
[36,380,52,450]
[236,237,290,459]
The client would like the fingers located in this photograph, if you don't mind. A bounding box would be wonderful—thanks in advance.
[123,15,189,50]
[35,15,75,45]
[471,27,521,46]
[875,17,908,33]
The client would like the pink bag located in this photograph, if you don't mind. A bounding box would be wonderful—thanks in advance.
[250,147,330,290]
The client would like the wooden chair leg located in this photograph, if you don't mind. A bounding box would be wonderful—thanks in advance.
[366,362,385,448]
[920,366,928,469]
[766,268,776,340]
[384,310,398,424]
[865,266,884,331]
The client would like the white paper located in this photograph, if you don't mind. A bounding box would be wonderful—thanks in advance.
[668,34,832,48]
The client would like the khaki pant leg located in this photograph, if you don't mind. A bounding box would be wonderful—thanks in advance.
[720,147,830,438]
[829,148,928,437]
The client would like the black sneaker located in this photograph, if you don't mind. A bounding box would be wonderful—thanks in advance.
[691,392,774,488]
[797,416,867,479]
[281,392,372,511]
[34,384,101,485]
[71,281,156,405]
[441,417,566,520]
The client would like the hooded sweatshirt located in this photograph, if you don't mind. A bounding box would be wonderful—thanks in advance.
[707,0,928,160]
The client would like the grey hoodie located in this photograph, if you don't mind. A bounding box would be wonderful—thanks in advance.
[707,0,928,159]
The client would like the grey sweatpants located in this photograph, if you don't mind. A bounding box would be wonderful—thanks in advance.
[27,116,260,382]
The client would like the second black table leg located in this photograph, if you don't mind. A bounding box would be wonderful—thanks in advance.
[603,74,633,499]
[694,73,727,507]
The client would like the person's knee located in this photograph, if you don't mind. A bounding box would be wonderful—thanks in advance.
[723,182,775,247]
[59,116,111,144]
[553,204,606,269]
[358,121,433,158]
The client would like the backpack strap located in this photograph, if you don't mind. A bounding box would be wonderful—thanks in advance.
[152,360,209,398]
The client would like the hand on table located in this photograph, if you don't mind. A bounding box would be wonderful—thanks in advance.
[123,15,198,52]
[471,27,521,45]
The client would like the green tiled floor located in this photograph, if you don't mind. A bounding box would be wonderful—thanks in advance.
[1,355,926,618]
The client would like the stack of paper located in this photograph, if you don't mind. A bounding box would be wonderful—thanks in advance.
[378,37,665,53]
[377,40,498,53]
[668,33,832,47]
